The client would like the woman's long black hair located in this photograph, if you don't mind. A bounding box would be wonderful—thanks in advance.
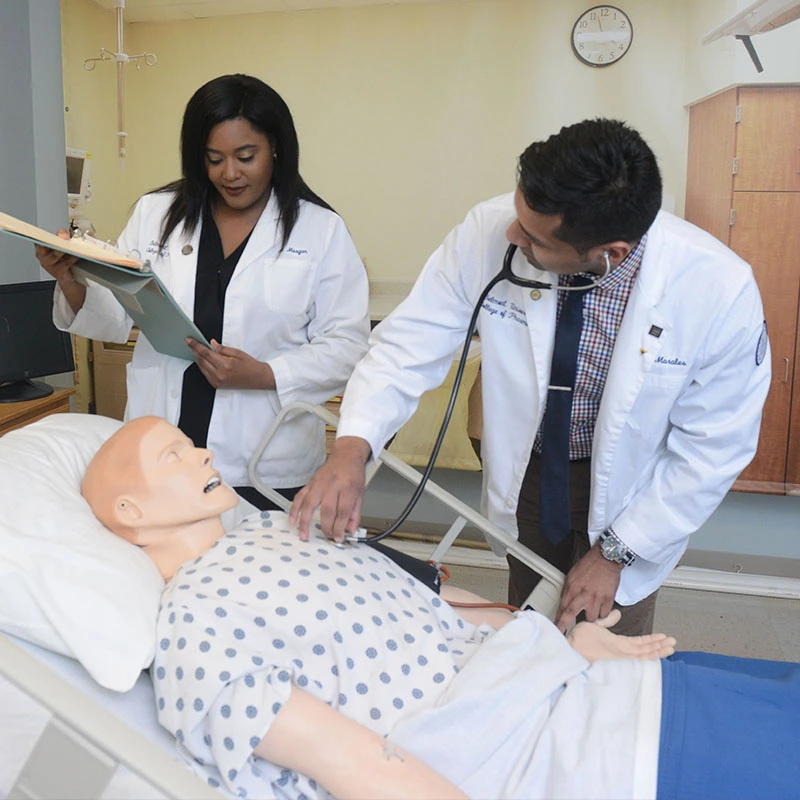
[155,74,332,251]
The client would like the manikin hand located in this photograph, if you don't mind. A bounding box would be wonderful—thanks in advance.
[555,544,622,633]
[186,338,276,390]
[289,437,371,542]
[567,609,677,663]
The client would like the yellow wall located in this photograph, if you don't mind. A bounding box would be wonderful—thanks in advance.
[59,0,799,280]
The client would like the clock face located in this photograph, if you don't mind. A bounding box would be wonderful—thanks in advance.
[571,5,633,67]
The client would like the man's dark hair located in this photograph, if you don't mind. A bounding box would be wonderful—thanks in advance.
[517,118,662,253]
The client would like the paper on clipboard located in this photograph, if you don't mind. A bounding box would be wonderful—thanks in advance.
[0,210,210,361]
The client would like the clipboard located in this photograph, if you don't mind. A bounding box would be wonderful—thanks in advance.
[0,211,209,361]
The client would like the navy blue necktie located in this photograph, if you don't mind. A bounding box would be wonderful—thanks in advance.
[538,276,592,544]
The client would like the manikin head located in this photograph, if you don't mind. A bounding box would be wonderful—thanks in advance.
[82,417,238,578]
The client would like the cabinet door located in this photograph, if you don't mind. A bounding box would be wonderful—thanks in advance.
[685,88,738,245]
[735,87,800,192]
[731,191,800,492]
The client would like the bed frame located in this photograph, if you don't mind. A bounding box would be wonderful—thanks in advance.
[247,401,565,621]
[0,633,224,800]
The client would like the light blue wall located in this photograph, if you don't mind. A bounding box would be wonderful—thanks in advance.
[0,0,67,285]
[362,467,800,577]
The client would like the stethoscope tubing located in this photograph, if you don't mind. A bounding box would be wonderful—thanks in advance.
[364,243,607,544]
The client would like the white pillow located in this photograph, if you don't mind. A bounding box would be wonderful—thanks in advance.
[0,413,165,692]
[0,413,259,692]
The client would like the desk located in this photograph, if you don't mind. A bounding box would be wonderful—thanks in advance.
[0,388,75,437]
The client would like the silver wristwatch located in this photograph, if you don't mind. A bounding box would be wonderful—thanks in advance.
[598,527,637,567]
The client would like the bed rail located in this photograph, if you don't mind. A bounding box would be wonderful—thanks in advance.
[247,401,565,620]
[0,634,224,800]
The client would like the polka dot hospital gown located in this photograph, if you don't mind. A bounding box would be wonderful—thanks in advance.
[153,511,493,799]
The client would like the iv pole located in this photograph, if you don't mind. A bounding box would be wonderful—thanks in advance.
[84,0,157,167]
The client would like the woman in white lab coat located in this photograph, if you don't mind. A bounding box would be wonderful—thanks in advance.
[37,74,370,508]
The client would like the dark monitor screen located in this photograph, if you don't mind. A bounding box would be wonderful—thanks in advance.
[66,155,85,195]
[0,280,74,403]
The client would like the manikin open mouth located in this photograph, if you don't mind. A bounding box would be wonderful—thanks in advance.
[204,476,221,494]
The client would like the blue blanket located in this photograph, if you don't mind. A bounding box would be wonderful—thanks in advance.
[658,651,800,799]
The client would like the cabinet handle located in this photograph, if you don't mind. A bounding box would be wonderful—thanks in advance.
[784,357,790,383]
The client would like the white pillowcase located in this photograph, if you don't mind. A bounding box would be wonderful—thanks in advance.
[0,413,165,692]
[0,412,259,692]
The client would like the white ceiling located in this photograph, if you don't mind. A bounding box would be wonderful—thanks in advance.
[89,0,459,24]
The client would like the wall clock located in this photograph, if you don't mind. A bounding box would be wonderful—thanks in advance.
[571,5,633,67]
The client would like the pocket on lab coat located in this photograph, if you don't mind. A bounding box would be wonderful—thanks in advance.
[625,371,687,440]
[263,260,316,316]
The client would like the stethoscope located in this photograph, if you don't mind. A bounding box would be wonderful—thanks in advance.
[362,243,611,544]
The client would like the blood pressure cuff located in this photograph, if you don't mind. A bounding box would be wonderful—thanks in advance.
[366,540,441,594]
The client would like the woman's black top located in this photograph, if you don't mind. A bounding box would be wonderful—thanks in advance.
[177,212,253,448]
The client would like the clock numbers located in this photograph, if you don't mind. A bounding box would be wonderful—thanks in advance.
[571,5,633,68]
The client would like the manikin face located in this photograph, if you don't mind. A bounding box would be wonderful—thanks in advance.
[506,188,606,276]
[127,419,238,530]
[205,117,274,215]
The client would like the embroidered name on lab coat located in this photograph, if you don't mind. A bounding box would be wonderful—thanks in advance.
[655,355,687,366]
[482,295,528,327]
[286,247,309,256]
[145,239,169,259]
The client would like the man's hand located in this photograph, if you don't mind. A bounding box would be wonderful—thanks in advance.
[289,437,371,542]
[567,609,676,663]
[555,545,623,633]
[186,338,275,390]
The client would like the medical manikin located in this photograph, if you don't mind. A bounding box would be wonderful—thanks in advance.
[82,417,800,800]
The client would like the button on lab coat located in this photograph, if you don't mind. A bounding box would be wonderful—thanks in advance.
[338,193,770,604]
[54,191,370,489]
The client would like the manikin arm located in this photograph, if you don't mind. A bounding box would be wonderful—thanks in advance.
[441,587,676,661]
[566,609,677,662]
[254,686,467,800]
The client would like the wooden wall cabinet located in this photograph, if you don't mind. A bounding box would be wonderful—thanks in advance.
[685,85,800,494]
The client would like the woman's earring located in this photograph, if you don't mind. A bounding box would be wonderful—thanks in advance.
[273,152,278,160]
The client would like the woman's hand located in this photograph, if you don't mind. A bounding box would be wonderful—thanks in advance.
[566,609,677,663]
[186,338,276,390]
[34,230,86,314]
[34,229,78,281]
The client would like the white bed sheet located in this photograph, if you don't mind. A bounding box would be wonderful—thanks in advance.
[0,632,178,800]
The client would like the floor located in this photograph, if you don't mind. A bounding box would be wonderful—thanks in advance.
[447,563,800,662]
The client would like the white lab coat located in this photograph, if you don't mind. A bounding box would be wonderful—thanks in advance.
[338,193,770,604]
[54,191,370,488]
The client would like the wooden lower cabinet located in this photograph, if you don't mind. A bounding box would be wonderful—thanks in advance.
[0,388,75,436]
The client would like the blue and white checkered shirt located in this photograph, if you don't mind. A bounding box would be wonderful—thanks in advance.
[535,235,647,460]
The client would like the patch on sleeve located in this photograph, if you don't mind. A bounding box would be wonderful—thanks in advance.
[756,320,768,366]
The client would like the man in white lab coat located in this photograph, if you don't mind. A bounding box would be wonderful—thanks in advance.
[291,118,771,635]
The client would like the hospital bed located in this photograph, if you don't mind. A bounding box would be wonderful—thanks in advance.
[0,407,562,800]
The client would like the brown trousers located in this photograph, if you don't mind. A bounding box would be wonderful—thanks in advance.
[508,453,658,636]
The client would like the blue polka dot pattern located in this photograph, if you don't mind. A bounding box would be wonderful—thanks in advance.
[153,514,486,800]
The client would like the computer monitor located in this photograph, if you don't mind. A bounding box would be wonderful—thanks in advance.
[0,280,74,403]
[66,147,91,207]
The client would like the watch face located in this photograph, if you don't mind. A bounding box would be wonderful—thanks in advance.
[603,539,625,560]
[572,5,633,67]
